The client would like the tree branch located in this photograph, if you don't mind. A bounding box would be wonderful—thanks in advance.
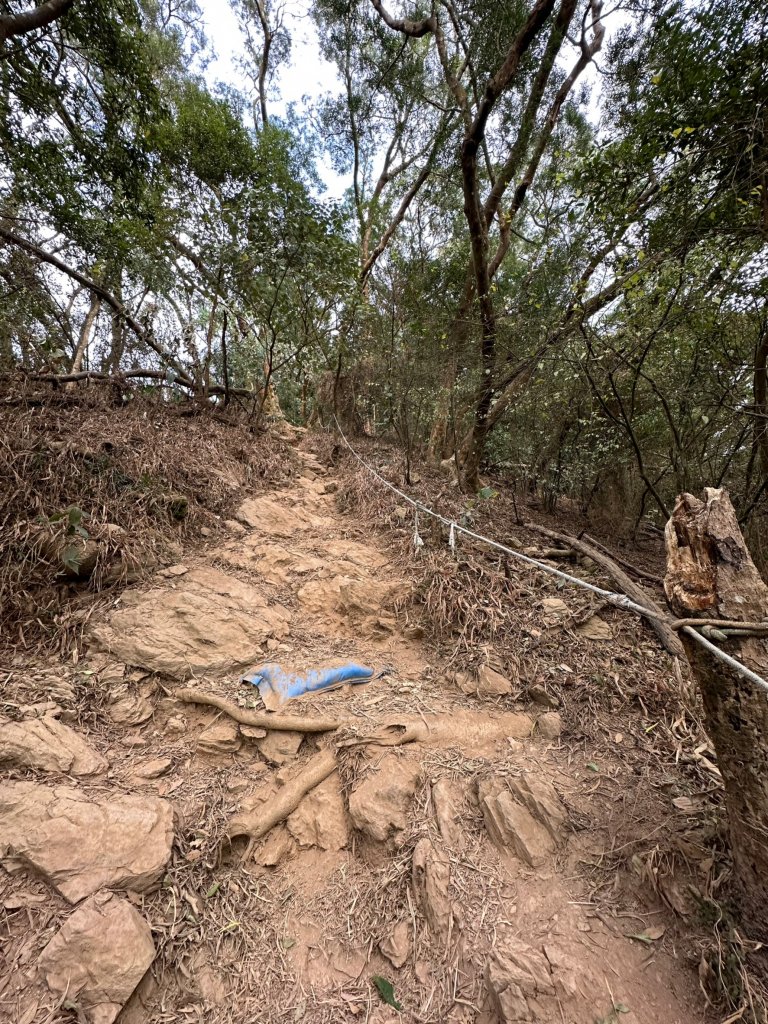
[0,0,73,42]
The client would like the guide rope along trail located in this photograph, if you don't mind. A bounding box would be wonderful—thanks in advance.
[333,418,768,696]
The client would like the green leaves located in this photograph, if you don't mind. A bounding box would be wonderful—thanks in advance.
[372,976,403,1011]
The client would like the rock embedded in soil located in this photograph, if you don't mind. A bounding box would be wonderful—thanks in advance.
[379,920,411,969]
[287,772,348,851]
[431,777,465,851]
[527,683,560,709]
[536,712,563,739]
[108,688,154,726]
[507,774,566,843]
[91,566,290,678]
[412,838,452,938]
[0,715,107,776]
[0,781,174,903]
[348,755,421,844]
[478,779,553,867]
[485,939,556,1023]
[256,729,303,765]
[38,891,155,1024]
[197,719,241,755]
[476,665,514,696]
[255,826,295,867]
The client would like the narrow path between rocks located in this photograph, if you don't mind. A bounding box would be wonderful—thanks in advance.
[1,442,705,1024]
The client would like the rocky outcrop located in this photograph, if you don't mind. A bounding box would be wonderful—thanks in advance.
[0,715,106,776]
[38,891,155,1024]
[0,781,174,902]
[91,566,290,678]
[485,939,556,1022]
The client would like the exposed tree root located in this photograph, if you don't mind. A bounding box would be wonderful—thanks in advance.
[229,748,338,850]
[174,688,341,733]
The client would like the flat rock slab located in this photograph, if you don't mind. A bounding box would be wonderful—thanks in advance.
[90,566,290,678]
[0,716,107,776]
[478,779,553,867]
[0,781,174,903]
[39,891,155,1024]
[236,496,328,537]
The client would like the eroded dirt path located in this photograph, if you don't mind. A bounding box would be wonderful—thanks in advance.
[1,444,706,1024]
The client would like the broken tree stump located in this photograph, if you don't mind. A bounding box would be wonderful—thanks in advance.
[665,487,768,939]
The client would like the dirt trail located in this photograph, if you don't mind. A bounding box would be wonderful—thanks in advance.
[0,442,706,1024]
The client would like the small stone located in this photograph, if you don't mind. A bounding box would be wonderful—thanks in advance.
[200,526,211,537]
[120,733,149,748]
[224,519,247,535]
[477,665,513,697]
[185,850,202,864]
[198,720,240,755]
[404,624,425,640]
[255,826,295,867]
[256,730,303,765]
[164,715,187,737]
[240,724,268,740]
[266,638,280,651]
[537,712,562,739]
[39,891,155,1024]
[527,684,560,709]
[133,758,172,780]
[226,777,250,793]
[379,920,410,969]
[158,564,189,578]
[540,597,569,616]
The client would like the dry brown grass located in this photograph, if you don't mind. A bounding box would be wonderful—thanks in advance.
[0,375,293,650]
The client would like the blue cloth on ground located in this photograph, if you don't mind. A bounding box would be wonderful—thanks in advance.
[240,662,375,706]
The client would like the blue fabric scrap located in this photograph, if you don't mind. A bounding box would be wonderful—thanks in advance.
[240,662,376,706]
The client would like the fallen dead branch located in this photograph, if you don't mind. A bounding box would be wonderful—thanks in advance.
[583,533,664,587]
[174,688,341,733]
[230,747,338,849]
[525,521,684,658]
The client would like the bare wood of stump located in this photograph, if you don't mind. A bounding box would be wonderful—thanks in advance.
[665,488,768,939]
[229,748,337,851]
[524,521,684,657]
[174,688,340,733]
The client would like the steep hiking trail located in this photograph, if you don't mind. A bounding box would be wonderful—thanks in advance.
[1,438,708,1024]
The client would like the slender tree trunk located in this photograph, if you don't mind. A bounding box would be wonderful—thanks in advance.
[665,488,768,940]
[70,293,101,376]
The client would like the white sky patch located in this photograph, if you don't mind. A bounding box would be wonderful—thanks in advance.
[198,0,349,198]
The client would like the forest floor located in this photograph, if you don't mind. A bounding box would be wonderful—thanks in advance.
[0,427,728,1024]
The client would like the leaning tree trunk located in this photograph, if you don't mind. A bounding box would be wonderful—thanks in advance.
[665,487,768,939]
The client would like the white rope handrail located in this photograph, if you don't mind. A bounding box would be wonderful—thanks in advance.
[333,418,768,695]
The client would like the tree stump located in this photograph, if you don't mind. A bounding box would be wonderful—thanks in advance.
[665,487,768,939]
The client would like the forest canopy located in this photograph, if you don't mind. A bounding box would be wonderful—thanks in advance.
[1,0,766,546]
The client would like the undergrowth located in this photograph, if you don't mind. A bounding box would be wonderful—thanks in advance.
[0,377,292,649]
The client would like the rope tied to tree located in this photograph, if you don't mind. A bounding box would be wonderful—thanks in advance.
[333,416,768,696]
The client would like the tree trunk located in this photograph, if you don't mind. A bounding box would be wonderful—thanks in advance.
[70,293,101,376]
[665,487,768,940]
